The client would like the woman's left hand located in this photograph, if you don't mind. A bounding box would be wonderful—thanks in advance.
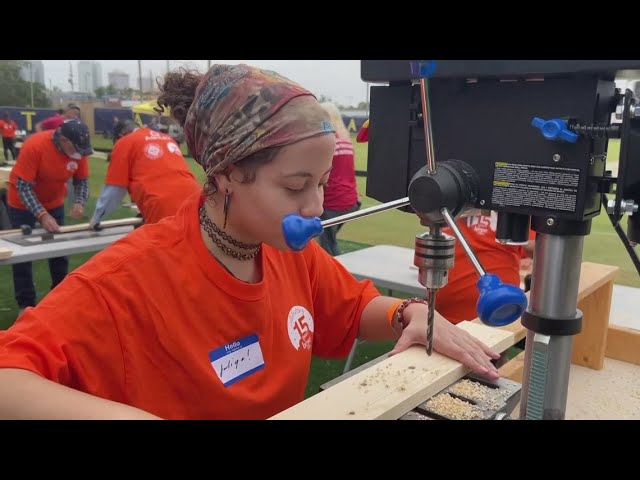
[388,303,501,380]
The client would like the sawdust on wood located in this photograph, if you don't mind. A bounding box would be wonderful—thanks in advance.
[449,379,509,409]
[423,393,484,420]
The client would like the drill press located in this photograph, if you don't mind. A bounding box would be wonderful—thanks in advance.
[361,60,640,420]
[282,62,527,358]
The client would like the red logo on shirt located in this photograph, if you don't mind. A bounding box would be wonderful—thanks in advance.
[287,306,314,351]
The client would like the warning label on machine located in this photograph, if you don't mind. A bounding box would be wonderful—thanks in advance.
[491,162,580,213]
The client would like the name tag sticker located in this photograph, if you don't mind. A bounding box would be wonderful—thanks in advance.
[209,334,265,388]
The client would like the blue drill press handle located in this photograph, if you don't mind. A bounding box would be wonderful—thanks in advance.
[282,214,323,251]
[531,117,578,143]
[476,273,528,326]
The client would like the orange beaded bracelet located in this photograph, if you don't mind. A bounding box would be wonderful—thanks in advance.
[389,297,429,330]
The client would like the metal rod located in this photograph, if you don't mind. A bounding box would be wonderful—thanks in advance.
[440,207,486,277]
[321,197,410,228]
[420,78,437,175]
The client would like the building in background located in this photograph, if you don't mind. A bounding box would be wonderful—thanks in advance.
[19,60,45,85]
[78,61,103,94]
[108,70,130,90]
[139,75,160,93]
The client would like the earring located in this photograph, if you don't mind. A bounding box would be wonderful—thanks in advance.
[223,190,230,229]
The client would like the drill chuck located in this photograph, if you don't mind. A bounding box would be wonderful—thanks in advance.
[414,230,455,289]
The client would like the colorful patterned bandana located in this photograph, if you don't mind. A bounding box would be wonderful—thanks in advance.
[184,64,334,177]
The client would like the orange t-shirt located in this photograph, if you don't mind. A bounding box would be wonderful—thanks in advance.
[0,191,380,419]
[436,212,522,324]
[7,131,89,210]
[105,128,201,224]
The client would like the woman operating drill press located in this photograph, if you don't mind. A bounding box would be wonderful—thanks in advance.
[0,63,501,420]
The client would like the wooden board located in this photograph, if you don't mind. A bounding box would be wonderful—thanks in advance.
[572,278,614,369]
[0,217,142,237]
[270,322,516,420]
[606,325,640,365]
[0,247,12,259]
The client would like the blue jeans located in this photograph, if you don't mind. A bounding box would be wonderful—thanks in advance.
[318,201,361,256]
[8,205,68,309]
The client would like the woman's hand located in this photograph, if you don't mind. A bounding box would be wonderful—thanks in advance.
[388,303,501,380]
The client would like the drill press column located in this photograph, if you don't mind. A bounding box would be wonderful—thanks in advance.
[520,231,585,420]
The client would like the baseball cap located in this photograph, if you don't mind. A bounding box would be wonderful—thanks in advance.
[59,119,94,156]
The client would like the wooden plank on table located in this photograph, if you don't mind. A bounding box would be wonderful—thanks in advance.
[59,217,142,233]
[0,217,142,237]
[0,247,12,259]
[269,322,516,420]
[605,325,640,365]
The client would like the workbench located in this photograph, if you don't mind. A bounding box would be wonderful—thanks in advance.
[0,225,134,265]
[335,245,425,297]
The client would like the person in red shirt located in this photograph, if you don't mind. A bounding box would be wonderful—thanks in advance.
[0,64,500,420]
[34,104,81,132]
[0,111,18,162]
[90,119,201,227]
[317,102,361,255]
[6,120,92,313]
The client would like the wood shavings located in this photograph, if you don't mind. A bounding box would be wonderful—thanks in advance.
[449,379,508,409]
[423,393,484,420]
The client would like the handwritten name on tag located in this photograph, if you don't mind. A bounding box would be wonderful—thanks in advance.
[209,334,265,387]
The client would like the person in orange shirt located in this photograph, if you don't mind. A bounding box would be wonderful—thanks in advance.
[90,119,200,227]
[436,211,534,324]
[6,120,92,313]
[0,64,500,420]
[0,111,18,162]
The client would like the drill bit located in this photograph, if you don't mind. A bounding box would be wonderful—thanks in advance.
[426,287,437,355]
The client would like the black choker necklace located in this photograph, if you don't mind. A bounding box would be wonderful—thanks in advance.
[199,206,261,261]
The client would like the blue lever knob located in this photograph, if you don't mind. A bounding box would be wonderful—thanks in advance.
[282,214,323,251]
[476,273,528,327]
[409,60,438,78]
[531,117,578,143]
